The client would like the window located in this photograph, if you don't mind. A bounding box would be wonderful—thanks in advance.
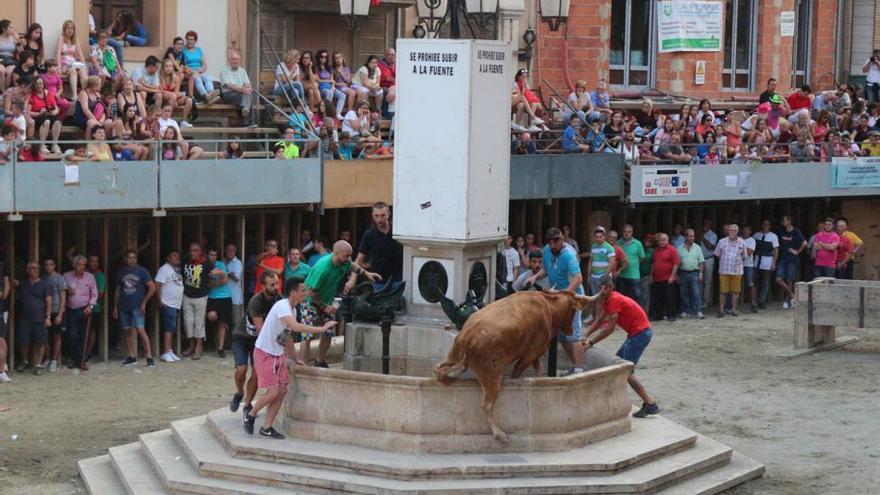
[91,0,144,33]
[791,0,812,88]
[609,0,654,87]
[722,0,757,91]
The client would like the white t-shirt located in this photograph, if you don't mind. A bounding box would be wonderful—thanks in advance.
[866,58,880,84]
[274,63,300,91]
[155,263,184,309]
[158,117,181,136]
[742,236,756,268]
[752,232,780,270]
[255,298,299,356]
[341,110,359,136]
[502,247,520,282]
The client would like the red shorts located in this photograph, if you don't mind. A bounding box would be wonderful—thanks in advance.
[253,347,289,389]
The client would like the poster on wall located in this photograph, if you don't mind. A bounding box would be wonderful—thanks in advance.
[641,167,692,197]
[831,157,880,188]
[657,0,724,53]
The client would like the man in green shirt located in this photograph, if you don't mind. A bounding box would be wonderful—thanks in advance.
[639,234,655,313]
[617,224,645,303]
[283,247,311,281]
[302,241,380,368]
[676,229,705,319]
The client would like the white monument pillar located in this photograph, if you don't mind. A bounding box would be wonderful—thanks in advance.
[394,39,514,321]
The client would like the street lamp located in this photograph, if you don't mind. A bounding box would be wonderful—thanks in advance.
[413,0,499,39]
[339,0,371,29]
[538,0,571,31]
[522,27,536,63]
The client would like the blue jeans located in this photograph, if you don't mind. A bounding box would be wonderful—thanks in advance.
[274,82,305,102]
[321,86,347,116]
[866,82,879,104]
[814,265,836,278]
[617,277,641,303]
[678,271,702,316]
[193,73,215,98]
[126,34,148,46]
[119,307,145,330]
[616,328,652,365]
[160,306,179,334]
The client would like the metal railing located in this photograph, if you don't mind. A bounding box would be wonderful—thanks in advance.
[633,141,875,166]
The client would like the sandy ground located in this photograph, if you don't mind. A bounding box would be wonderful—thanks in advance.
[0,307,878,495]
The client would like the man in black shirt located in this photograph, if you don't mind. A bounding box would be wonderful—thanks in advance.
[345,202,403,293]
[229,271,282,417]
[758,78,778,104]
[15,261,52,374]
[181,242,216,360]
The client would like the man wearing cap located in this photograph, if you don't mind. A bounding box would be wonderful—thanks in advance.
[583,275,660,418]
[526,227,586,374]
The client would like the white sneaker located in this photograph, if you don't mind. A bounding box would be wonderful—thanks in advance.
[180,120,194,128]
[48,360,58,372]
[532,117,545,125]
[527,125,542,132]
[160,352,175,363]
[511,122,527,132]
[782,301,790,309]
[679,312,689,319]
[0,371,11,383]
[171,352,181,362]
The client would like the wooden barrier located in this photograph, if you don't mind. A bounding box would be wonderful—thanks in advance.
[791,278,872,356]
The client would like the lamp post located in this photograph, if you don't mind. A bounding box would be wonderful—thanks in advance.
[339,0,371,29]
[413,0,499,39]
[538,0,571,31]
[521,26,536,65]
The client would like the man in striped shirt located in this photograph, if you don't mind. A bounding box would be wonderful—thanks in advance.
[587,226,616,320]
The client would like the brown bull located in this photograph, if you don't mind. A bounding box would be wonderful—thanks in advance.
[433,290,593,442]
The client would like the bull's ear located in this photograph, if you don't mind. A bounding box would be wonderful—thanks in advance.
[573,294,595,310]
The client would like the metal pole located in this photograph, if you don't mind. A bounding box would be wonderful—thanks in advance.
[380,307,393,375]
[450,0,461,39]
[547,339,557,377]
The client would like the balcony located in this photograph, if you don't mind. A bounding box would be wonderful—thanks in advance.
[629,159,880,203]
[510,154,626,200]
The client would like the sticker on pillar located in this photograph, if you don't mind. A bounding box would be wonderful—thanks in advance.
[694,61,706,85]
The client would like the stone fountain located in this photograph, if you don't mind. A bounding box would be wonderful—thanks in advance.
[77,39,763,494]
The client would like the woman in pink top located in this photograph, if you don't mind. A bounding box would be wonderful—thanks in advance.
[40,59,71,121]
[55,20,89,97]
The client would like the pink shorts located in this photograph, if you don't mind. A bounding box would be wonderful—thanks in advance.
[253,347,289,389]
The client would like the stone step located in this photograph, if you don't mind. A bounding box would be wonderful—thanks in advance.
[139,429,316,495]
[204,408,697,480]
[78,454,128,495]
[167,415,735,494]
[656,452,765,495]
[108,442,170,495]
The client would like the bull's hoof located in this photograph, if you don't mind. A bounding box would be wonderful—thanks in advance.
[492,429,510,443]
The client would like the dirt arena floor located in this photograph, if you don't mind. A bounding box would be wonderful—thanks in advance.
[0,307,878,495]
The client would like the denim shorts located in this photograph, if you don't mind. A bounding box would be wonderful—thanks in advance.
[231,336,256,368]
[616,328,652,365]
[160,306,179,334]
[557,310,583,343]
[119,307,146,329]
[18,320,48,346]
[743,266,756,288]
[776,260,798,281]
[814,265,836,278]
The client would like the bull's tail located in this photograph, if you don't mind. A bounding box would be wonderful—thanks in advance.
[433,340,468,386]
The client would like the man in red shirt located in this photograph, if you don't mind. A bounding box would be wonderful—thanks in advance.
[650,233,680,321]
[583,275,659,418]
[254,240,284,293]
[786,84,812,112]
[378,47,396,114]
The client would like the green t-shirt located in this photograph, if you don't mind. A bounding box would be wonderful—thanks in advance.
[92,270,107,313]
[640,247,654,278]
[617,239,645,280]
[283,261,312,282]
[590,241,615,276]
[304,255,351,305]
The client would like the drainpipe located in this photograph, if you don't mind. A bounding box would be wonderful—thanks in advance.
[834,0,844,82]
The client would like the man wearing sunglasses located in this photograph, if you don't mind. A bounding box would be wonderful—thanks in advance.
[526,227,586,375]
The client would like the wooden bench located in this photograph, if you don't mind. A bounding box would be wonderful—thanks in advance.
[788,278,872,356]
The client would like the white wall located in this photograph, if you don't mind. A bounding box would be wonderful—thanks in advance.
[177,0,229,75]
[36,0,75,59]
